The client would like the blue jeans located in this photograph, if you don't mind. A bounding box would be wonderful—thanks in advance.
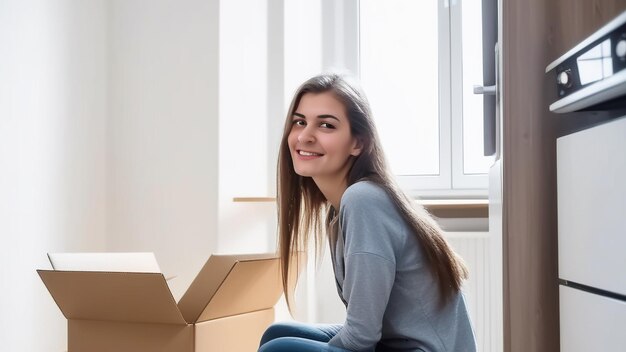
[258,321,352,352]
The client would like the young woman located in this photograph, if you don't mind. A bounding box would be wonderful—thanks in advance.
[258,73,476,352]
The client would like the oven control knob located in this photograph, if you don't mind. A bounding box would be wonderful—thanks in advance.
[557,70,572,88]
[616,39,626,58]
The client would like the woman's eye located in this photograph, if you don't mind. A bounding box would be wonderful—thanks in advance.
[293,120,306,126]
[320,122,335,129]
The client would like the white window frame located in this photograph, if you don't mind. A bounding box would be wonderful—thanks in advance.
[449,0,490,192]
[320,0,488,198]
[394,0,454,194]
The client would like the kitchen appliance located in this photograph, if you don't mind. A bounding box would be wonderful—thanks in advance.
[546,10,626,352]
[546,11,626,113]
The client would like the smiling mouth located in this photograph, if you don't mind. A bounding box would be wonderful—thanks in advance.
[297,150,323,156]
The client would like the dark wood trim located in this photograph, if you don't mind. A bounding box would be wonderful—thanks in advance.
[424,201,488,218]
[502,0,559,351]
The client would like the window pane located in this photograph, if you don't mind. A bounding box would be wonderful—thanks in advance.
[461,0,492,174]
[360,0,439,176]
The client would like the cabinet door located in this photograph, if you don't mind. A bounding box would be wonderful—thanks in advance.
[557,116,626,296]
[560,285,626,351]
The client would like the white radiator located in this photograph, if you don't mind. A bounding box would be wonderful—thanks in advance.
[446,231,492,352]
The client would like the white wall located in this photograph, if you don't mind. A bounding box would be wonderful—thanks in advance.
[1,1,222,349]
[0,1,108,350]
[107,0,220,301]
[217,0,274,254]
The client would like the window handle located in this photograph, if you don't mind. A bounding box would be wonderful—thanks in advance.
[473,85,496,95]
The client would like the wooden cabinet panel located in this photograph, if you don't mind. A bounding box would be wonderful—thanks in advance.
[550,1,626,58]
[501,1,626,352]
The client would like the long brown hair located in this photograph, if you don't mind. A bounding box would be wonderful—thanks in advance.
[277,73,468,310]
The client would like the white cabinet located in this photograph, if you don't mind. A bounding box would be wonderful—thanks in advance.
[560,285,626,352]
[557,116,626,350]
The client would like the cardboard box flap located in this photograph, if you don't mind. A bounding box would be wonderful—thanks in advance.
[37,270,187,325]
[177,253,281,323]
[197,257,282,321]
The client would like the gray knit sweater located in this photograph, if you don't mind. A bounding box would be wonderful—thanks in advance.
[327,181,476,352]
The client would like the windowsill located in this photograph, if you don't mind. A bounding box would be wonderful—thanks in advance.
[405,188,489,199]
[232,197,275,203]
[418,199,488,218]
[233,197,488,218]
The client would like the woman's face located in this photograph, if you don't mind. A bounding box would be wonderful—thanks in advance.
[287,91,362,183]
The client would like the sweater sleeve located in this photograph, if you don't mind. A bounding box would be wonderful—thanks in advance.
[328,182,399,351]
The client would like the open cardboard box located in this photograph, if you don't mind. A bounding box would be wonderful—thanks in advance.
[38,253,283,351]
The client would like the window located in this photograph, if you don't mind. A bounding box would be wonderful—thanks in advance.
[282,0,491,197]
[359,0,491,196]
[360,0,445,190]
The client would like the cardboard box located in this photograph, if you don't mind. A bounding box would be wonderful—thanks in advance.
[38,253,283,351]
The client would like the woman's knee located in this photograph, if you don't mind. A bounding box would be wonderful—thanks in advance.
[259,322,301,346]
[259,336,349,352]
[260,321,341,348]
[258,336,299,352]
